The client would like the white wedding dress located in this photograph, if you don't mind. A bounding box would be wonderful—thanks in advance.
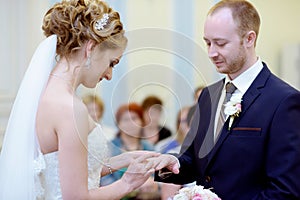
[0,35,113,199]
[34,124,109,200]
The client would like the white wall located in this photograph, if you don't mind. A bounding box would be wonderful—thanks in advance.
[280,44,300,90]
[0,0,49,147]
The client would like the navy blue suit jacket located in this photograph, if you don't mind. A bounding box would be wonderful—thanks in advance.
[156,64,300,200]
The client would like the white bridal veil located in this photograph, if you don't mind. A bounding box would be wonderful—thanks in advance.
[0,35,57,199]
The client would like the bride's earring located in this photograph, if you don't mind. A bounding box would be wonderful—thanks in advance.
[85,55,91,68]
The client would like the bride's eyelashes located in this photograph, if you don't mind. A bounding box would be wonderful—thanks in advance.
[109,59,120,68]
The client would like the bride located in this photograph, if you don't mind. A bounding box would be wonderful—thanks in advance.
[0,0,159,199]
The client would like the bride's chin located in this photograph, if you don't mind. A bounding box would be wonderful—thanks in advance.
[82,82,98,89]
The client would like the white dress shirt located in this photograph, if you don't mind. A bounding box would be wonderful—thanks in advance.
[214,58,264,140]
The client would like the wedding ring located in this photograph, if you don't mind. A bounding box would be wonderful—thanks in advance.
[158,170,173,179]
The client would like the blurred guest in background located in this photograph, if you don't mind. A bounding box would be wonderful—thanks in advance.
[141,95,172,146]
[193,86,205,103]
[101,103,160,200]
[83,94,117,140]
[155,106,192,154]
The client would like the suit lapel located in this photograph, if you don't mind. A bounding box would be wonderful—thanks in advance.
[198,80,224,159]
[239,63,270,119]
[239,65,270,116]
[204,64,271,169]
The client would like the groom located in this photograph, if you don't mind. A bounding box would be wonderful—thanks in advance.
[154,1,300,199]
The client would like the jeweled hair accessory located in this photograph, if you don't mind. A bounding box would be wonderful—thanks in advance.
[95,13,109,31]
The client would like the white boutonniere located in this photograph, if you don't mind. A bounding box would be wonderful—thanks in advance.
[224,93,242,130]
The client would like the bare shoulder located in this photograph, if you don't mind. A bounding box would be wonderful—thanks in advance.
[54,95,90,136]
[37,92,90,137]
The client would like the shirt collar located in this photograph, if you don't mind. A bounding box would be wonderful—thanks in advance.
[225,57,264,95]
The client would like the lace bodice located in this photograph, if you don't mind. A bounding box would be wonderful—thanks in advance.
[34,124,109,200]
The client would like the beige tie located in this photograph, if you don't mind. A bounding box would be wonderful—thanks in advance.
[215,82,237,141]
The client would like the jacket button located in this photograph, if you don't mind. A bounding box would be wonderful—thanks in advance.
[205,176,211,183]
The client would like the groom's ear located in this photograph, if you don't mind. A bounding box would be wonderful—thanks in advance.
[244,30,256,48]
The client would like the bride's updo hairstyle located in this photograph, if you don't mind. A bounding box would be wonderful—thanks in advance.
[42,0,127,57]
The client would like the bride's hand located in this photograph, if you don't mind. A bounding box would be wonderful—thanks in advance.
[138,177,159,193]
[120,151,160,167]
[104,151,160,176]
[120,152,159,191]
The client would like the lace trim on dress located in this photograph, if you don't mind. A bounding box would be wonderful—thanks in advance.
[33,151,46,199]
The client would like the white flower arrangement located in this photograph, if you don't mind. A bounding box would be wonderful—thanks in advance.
[224,93,242,130]
[173,185,221,200]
